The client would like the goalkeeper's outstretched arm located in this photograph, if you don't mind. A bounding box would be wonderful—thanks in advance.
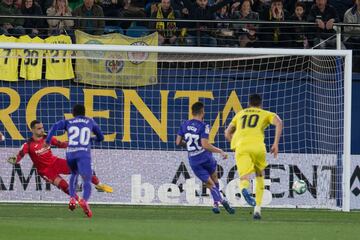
[7,143,29,165]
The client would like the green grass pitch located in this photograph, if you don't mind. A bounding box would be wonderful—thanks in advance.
[0,204,358,240]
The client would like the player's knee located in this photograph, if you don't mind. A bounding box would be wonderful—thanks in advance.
[206,178,215,189]
[53,177,62,186]
[210,172,218,181]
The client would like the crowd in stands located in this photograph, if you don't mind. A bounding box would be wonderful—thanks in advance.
[0,0,359,52]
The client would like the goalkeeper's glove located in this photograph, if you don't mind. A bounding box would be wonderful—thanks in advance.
[7,156,17,165]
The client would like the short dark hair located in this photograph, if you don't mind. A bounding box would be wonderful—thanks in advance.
[72,104,86,117]
[271,0,283,3]
[241,0,252,6]
[192,101,204,115]
[249,94,262,107]
[30,120,41,129]
[295,1,305,10]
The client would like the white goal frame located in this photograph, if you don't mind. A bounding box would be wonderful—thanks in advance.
[0,43,352,211]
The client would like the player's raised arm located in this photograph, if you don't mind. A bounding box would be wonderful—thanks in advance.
[270,114,283,158]
[224,123,236,142]
[46,120,66,145]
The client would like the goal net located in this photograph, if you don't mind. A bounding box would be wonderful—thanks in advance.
[0,39,352,211]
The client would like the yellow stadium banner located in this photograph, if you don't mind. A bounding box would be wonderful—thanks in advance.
[75,30,158,87]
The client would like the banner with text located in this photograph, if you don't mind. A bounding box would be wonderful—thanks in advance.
[75,30,158,87]
[1,148,359,209]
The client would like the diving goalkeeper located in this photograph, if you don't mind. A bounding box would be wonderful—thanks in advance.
[7,120,113,197]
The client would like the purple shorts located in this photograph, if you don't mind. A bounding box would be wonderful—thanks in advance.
[190,156,217,182]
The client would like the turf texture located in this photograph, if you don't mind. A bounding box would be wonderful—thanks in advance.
[0,204,358,240]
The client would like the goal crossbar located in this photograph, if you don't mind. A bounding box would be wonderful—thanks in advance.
[0,42,353,57]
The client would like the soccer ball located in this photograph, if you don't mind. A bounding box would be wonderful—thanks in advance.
[292,180,307,194]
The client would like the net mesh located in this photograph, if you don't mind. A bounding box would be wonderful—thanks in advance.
[0,43,346,209]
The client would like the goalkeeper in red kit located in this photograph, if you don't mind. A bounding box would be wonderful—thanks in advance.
[7,120,113,197]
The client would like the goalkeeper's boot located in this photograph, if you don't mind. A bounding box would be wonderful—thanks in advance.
[221,200,235,214]
[79,199,92,218]
[95,183,113,193]
[212,202,220,214]
[242,189,256,207]
[68,197,77,211]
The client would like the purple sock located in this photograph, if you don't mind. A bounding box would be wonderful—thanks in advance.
[210,186,222,202]
[69,173,78,198]
[215,182,220,190]
[82,175,92,201]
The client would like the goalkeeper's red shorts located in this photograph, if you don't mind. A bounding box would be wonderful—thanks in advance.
[38,158,70,183]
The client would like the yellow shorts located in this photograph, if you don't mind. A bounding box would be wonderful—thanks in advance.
[235,143,267,177]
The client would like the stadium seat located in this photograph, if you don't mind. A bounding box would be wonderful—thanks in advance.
[104,26,124,35]
[126,25,149,38]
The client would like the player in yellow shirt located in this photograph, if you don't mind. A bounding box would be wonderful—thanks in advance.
[19,35,44,81]
[225,94,282,220]
[0,35,18,81]
[45,34,74,80]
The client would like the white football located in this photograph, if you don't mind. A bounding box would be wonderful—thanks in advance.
[292,180,307,195]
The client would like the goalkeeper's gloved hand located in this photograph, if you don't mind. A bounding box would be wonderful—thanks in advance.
[7,156,17,165]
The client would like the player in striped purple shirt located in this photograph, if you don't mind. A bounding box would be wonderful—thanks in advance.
[46,104,104,218]
[176,102,235,214]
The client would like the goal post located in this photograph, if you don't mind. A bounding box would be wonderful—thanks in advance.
[0,42,352,211]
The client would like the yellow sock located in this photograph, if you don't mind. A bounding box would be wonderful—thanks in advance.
[239,179,250,191]
[255,176,264,206]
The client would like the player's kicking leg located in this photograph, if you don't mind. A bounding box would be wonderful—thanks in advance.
[52,176,79,211]
[239,174,256,207]
[67,158,81,211]
[55,158,113,193]
[205,177,235,214]
[68,173,79,211]
[253,169,265,220]
[236,152,256,207]
[206,175,220,214]
[77,158,93,218]
[209,171,222,214]
[40,167,79,211]
[203,159,235,214]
